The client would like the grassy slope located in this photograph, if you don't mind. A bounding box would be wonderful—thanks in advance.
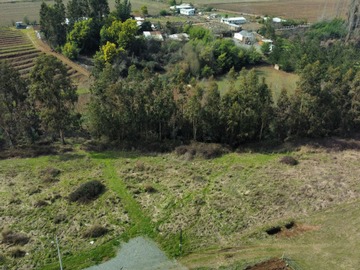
[1,144,360,269]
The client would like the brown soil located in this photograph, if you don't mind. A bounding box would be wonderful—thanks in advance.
[25,28,92,88]
[278,223,320,238]
[245,258,291,270]
[212,0,350,22]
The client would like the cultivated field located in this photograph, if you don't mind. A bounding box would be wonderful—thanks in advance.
[204,0,351,22]
[1,139,360,269]
[0,27,42,77]
[0,27,90,86]
[0,0,352,27]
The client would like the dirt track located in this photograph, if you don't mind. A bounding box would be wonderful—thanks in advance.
[25,28,91,86]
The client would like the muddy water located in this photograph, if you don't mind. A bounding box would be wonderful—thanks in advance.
[84,237,187,270]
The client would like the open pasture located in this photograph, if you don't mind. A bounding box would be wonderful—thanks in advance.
[2,140,360,269]
[207,0,351,22]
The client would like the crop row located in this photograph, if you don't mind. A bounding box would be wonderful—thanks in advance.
[0,44,35,54]
[0,48,40,60]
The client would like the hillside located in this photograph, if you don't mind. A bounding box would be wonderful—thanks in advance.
[1,138,360,269]
[0,27,90,88]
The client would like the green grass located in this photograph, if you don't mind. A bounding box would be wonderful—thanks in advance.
[208,65,299,101]
[1,144,360,269]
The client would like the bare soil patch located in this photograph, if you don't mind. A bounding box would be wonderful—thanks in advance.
[278,223,320,238]
[245,258,291,270]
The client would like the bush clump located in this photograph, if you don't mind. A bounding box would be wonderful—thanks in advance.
[69,180,105,203]
[83,225,108,238]
[144,184,157,193]
[175,142,229,160]
[41,167,61,183]
[34,200,49,208]
[2,230,30,245]
[9,248,26,258]
[279,156,299,166]
[54,214,67,224]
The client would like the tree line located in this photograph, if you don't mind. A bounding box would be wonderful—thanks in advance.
[2,3,360,149]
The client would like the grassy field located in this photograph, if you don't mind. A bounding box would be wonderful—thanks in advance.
[203,65,298,101]
[1,139,360,269]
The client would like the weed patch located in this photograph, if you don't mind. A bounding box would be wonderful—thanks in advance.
[279,156,298,165]
[175,142,229,159]
[68,180,106,203]
[83,225,109,238]
[1,230,29,246]
[8,248,26,258]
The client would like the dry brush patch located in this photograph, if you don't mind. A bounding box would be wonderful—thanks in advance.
[0,154,129,270]
[117,147,360,252]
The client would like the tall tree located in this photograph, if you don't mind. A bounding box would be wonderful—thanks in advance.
[0,62,34,147]
[114,0,131,22]
[29,55,78,144]
[39,0,67,47]
[66,0,91,28]
[88,0,109,21]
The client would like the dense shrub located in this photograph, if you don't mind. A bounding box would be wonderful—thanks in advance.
[68,180,105,203]
[54,214,67,224]
[144,184,156,193]
[9,248,26,258]
[1,230,30,245]
[175,142,229,159]
[41,167,61,183]
[34,200,49,207]
[83,225,108,238]
[279,156,299,166]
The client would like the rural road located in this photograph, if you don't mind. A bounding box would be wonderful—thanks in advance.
[25,28,90,78]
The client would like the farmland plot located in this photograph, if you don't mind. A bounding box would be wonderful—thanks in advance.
[207,0,351,22]
[0,27,86,81]
[0,27,42,77]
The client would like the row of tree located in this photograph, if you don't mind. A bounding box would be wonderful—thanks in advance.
[86,61,360,146]
[1,54,360,148]
[0,56,77,148]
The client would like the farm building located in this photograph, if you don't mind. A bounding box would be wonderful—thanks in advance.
[221,17,247,25]
[135,17,144,26]
[180,8,195,16]
[234,30,255,44]
[143,31,164,41]
[15,21,27,29]
[170,3,193,11]
[272,17,286,23]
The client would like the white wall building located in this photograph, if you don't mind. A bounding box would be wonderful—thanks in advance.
[180,8,195,16]
[234,30,255,44]
[221,17,246,25]
[170,3,193,11]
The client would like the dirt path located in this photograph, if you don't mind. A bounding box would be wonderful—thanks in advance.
[24,28,91,78]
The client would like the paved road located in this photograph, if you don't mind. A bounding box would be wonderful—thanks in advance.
[84,237,187,270]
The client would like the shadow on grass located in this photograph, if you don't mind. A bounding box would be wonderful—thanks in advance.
[236,134,360,154]
[89,151,157,160]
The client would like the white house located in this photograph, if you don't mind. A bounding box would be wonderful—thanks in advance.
[272,17,286,23]
[168,33,190,41]
[143,31,164,41]
[170,3,192,11]
[180,8,195,16]
[221,17,246,25]
[234,30,255,44]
